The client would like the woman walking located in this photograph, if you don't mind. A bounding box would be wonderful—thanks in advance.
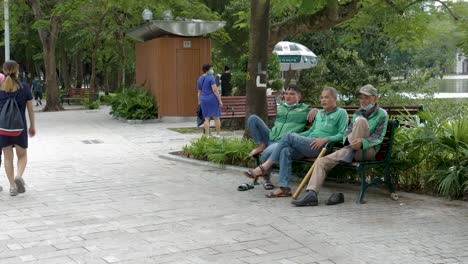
[0,61,35,196]
[197,64,223,137]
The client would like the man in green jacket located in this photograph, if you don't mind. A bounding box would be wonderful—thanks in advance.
[247,85,313,189]
[292,84,389,206]
[245,87,349,197]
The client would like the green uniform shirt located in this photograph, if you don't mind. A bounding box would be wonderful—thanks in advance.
[299,107,348,142]
[269,103,311,141]
[346,106,389,152]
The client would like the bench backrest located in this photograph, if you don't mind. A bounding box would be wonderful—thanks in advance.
[309,105,423,119]
[68,88,96,96]
[374,120,399,161]
[220,96,277,118]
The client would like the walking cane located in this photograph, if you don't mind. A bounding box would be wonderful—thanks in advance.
[292,147,328,199]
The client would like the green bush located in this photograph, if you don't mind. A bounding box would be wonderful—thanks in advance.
[81,99,100,109]
[99,94,115,104]
[182,136,256,168]
[109,86,158,120]
[392,110,468,199]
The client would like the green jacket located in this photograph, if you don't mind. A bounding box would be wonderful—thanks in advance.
[299,107,348,143]
[345,105,389,152]
[269,103,311,141]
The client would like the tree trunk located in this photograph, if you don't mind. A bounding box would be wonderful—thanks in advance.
[59,46,71,90]
[245,0,270,136]
[25,0,63,111]
[76,52,83,89]
[89,15,106,101]
[114,11,126,90]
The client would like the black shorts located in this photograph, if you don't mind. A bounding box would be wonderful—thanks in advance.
[34,91,42,100]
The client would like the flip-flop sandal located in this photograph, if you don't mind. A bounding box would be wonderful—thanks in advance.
[265,187,292,198]
[237,183,254,191]
[243,165,267,179]
[263,182,275,190]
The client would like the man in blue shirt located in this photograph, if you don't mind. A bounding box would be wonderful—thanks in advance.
[31,76,43,106]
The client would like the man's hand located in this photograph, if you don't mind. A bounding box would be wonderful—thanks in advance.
[350,138,362,150]
[310,138,328,150]
[307,108,319,122]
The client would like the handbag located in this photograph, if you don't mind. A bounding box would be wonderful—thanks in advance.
[196,104,204,127]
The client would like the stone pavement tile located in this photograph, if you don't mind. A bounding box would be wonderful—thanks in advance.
[29,256,77,264]
[287,254,330,264]
[198,249,256,262]
[210,239,274,253]
[239,249,307,264]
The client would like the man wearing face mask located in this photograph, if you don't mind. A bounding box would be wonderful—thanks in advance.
[292,84,389,206]
[244,87,348,197]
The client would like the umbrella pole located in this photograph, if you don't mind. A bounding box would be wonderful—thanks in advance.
[292,148,327,199]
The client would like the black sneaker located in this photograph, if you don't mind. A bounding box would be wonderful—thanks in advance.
[326,192,344,205]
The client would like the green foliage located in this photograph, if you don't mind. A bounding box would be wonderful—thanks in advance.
[182,136,256,167]
[81,99,101,109]
[109,86,158,120]
[392,108,468,199]
[99,94,116,104]
[270,79,285,92]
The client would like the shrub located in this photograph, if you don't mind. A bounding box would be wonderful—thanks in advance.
[109,86,158,120]
[99,94,115,104]
[81,99,100,109]
[392,110,468,198]
[182,136,256,168]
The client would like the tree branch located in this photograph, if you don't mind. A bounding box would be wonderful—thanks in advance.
[268,0,359,50]
[383,0,459,20]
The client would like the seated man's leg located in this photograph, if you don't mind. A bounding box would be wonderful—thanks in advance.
[292,148,352,206]
[348,117,376,161]
[260,142,277,162]
[248,115,270,156]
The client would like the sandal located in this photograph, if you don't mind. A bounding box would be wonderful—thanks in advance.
[265,187,292,198]
[263,182,275,190]
[237,183,254,191]
[243,165,267,179]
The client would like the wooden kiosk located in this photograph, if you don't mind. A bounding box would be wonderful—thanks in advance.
[128,19,225,120]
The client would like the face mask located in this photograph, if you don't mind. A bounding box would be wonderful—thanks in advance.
[209,69,214,75]
[364,104,374,111]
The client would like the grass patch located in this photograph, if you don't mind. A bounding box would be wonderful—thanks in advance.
[169,127,240,134]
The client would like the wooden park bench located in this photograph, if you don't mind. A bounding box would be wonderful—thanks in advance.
[60,88,98,105]
[220,95,277,127]
[253,105,423,204]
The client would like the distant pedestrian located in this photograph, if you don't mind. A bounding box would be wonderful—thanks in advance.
[221,65,232,96]
[0,60,36,196]
[31,76,43,106]
[197,64,223,137]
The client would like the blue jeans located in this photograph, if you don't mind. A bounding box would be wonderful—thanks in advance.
[268,133,322,187]
[248,115,271,146]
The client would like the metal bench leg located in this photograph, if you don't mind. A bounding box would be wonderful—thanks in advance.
[357,165,368,204]
[384,163,395,193]
[385,162,399,201]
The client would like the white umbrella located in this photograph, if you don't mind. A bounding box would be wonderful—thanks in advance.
[273,41,318,71]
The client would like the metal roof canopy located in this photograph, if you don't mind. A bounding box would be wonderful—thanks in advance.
[127,20,226,42]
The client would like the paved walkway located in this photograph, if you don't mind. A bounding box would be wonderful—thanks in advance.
[0,106,466,264]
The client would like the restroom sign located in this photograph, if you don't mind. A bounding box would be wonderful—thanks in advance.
[183,41,191,48]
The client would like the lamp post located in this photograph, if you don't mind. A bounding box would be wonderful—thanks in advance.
[4,0,10,61]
